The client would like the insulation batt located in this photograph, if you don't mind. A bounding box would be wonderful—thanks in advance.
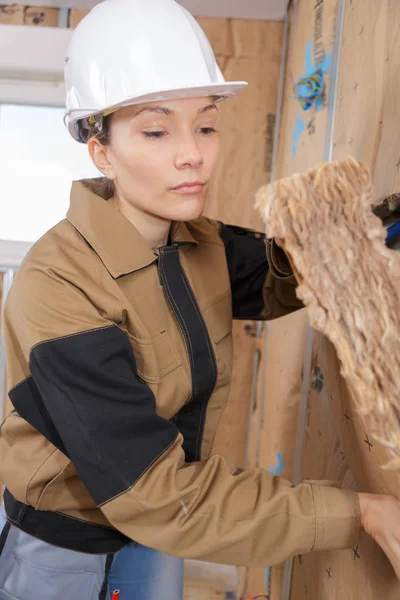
[255,157,400,468]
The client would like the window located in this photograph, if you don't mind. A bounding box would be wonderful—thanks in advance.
[0,104,99,243]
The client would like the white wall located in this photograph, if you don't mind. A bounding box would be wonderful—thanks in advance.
[0,25,71,106]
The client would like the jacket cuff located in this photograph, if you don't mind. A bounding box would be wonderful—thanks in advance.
[266,239,293,279]
[304,480,361,552]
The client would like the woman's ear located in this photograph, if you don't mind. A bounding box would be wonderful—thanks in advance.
[88,139,117,180]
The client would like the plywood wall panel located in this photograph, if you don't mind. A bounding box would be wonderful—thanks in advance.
[204,21,285,598]
[244,310,308,597]
[288,1,400,598]
[196,17,234,59]
[263,0,338,595]
[186,17,284,600]
[258,311,308,478]
[332,0,400,203]
[204,19,284,231]
[201,18,284,471]
[276,0,338,177]
[290,336,400,599]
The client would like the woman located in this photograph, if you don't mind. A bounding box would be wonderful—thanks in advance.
[0,0,399,599]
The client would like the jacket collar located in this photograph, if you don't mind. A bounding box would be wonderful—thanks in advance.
[67,180,198,279]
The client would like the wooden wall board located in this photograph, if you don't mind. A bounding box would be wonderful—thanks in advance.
[276,0,338,177]
[253,309,309,596]
[200,17,284,469]
[290,336,400,599]
[184,18,285,599]
[203,19,284,598]
[202,18,284,231]
[288,1,400,598]
[257,310,308,481]
[184,580,225,600]
[262,0,338,596]
[241,300,308,599]
[332,0,400,204]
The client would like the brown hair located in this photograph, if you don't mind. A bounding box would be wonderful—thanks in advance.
[80,114,115,200]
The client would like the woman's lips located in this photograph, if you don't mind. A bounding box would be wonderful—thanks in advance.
[171,182,205,194]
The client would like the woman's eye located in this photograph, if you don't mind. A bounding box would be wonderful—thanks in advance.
[199,127,217,135]
[143,131,166,139]
[142,128,217,138]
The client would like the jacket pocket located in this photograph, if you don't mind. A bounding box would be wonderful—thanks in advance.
[128,330,182,383]
[127,329,192,419]
[26,449,70,509]
[3,552,98,600]
[0,412,61,508]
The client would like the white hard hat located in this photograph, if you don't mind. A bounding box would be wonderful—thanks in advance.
[64,0,248,142]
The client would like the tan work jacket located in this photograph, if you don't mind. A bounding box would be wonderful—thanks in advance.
[0,181,360,565]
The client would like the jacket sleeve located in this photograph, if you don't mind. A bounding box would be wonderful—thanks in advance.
[4,266,360,568]
[218,222,304,320]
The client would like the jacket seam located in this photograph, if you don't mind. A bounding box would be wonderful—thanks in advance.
[93,252,103,289]
[25,447,58,506]
[8,376,31,395]
[201,289,232,313]
[98,432,179,507]
[29,324,116,353]
[35,455,72,509]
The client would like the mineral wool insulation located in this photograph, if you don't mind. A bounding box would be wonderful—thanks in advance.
[255,157,400,468]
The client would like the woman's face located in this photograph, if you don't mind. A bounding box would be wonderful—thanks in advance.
[92,96,221,222]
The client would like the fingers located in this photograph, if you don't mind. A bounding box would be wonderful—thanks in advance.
[359,493,400,580]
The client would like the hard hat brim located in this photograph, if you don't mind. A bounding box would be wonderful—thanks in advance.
[64,81,248,143]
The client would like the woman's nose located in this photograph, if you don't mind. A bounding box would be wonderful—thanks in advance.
[174,136,204,170]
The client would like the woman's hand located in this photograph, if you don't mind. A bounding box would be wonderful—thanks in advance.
[358,492,400,579]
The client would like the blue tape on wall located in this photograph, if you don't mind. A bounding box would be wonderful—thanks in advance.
[291,39,332,156]
[269,452,284,475]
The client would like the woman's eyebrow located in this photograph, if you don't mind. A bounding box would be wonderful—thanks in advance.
[133,104,218,118]
[198,104,219,114]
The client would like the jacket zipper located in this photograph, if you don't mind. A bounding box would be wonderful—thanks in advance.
[157,245,218,406]
[158,247,193,406]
